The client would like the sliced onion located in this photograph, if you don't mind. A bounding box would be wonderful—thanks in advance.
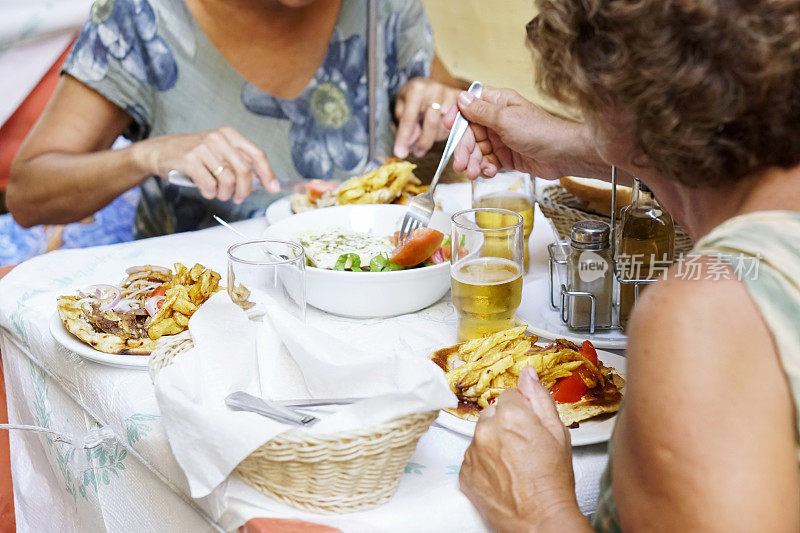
[125,265,171,275]
[99,288,122,311]
[78,284,121,309]
[125,283,161,299]
[79,283,120,311]
[144,295,166,317]
[83,284,117,296]
[428,249,446,264]
[112,298,138,313]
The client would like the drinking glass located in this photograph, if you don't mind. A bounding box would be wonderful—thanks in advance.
[472,172,535,272]
[451,208,524,341]
[227,240,306,320]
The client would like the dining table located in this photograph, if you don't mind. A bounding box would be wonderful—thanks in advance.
[0,184,619,532]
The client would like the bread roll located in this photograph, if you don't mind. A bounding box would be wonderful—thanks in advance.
[559,176,632,217]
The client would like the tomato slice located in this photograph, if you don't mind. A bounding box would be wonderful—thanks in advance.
[442,244,452,260]
[573,340,598,383]
[579,340,598,365]
[390,228,444,267]
[550,340,599,403]
[150,284,167,298]
[305,179,338,199]
[550,374,588,403]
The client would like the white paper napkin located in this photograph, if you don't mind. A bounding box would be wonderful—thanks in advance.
[154,292,456,497]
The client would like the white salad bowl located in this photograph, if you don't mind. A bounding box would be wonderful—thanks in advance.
[262,204,451,318]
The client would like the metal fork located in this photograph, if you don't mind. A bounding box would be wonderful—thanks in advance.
[397,80,483,243]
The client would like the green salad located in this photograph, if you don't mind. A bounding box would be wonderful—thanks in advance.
[296,228,452,272]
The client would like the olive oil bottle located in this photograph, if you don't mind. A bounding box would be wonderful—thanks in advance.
[617,179,674,329]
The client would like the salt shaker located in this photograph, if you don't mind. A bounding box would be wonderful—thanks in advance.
[566,220,613,329]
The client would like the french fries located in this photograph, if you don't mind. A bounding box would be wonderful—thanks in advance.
[440,328,607,408]
[228,283,255,310]
[148,317,182,339]
[336,160,421,205]
[173,312,189,327]
[147,263,221,340]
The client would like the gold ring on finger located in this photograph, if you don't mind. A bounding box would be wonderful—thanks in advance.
[212,164,226,177]
[430,102,441,112]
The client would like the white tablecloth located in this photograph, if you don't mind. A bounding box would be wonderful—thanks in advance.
[0,203,613,532]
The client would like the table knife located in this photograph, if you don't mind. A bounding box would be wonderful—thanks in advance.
[225,391,317,426]
[167,169,264,189]
[276,397,365,407]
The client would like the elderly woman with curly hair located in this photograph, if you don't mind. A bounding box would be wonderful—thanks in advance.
[445,1,800,531]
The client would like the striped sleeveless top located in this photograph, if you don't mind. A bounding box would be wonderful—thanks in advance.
[594,211,800,531]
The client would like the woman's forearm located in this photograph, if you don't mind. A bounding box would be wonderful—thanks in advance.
[7,142,152,227]
[6,74,153,227]
[554,122,635,185]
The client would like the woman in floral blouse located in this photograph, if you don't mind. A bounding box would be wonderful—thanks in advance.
[6,0,461,240]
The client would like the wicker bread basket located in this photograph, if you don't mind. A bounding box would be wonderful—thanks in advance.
[149,332,437,514]
[537,182,694,256]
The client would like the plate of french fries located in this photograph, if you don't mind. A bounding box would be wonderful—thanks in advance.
[266,159,429,224]
[51,263,221,370]
[431,327,626,446]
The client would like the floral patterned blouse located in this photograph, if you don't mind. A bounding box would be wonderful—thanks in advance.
[63,0,433,238]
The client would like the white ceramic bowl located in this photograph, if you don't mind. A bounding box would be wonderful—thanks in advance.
[262,204,451,318]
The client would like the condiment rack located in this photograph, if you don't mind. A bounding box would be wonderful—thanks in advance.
[547,167,661,334]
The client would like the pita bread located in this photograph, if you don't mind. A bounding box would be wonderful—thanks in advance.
[555,372,625,426]
[289,193,314,214]
[444,404,479,423]
[57,296,159,355]
[445,376,624,426]
[432,339,624,427]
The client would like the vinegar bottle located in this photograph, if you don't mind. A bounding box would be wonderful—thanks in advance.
[617,179,674,329]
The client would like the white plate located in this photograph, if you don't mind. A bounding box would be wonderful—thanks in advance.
[264,182,473,226]
[49,312,150,370]
[435,349,626,446]
[517,277,628,349]
[265,196,293,225]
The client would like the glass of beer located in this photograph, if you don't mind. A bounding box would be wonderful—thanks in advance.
[472,172,535,272]
[451,208,524,341]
